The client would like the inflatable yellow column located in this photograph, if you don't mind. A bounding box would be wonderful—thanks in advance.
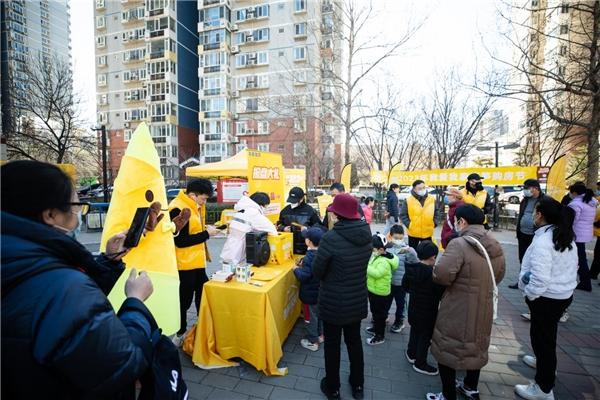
[100,122,180,335]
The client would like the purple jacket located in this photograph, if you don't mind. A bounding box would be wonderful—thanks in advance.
[568,195,598,243]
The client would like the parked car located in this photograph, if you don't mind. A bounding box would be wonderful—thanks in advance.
[397,186,441,201]
[498,189,523,204]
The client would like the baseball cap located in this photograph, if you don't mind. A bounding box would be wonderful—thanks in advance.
[467,173,484,181]
[287,187,305,203]
[302,227,324,246]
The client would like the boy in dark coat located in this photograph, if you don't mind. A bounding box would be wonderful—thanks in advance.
[402,240,444,376]
[293,227,324,351]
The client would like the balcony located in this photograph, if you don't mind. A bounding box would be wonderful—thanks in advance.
[148,8,165,17]
[200,65,230,75]
[322,4,333,13]
[147,29,165,39]
[203,88,224,96]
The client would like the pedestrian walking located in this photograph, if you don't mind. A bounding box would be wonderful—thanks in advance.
[427,204,505,400]
[400,180,439,249]
[514,197,578,400]
[403,241,444,376]
[361,196,375,225]
[440,187,465,249]
[509,179,547,289]
[1,161,158,399]
[365,233,399,346]
[384,184,400,234]
[293,227,325,351]
[169,179,220,345]
[567,183,598,292]
[313,194,372,400]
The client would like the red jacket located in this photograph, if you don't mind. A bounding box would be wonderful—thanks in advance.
[441,200,465,248]
[361,204,373,224]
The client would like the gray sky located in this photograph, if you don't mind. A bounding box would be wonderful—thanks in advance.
[71,0,506,126]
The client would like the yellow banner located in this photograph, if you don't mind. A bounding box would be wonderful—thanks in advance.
[283,168,306,197]
[316,194,333,218]
[341,163,352,191]
[546,155,567,201]
[247,150,285,223]
[388,166,538,186]
[370,169,387,184]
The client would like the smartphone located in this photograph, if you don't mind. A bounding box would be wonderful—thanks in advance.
[124,207,151,248]
[215,224,228,230]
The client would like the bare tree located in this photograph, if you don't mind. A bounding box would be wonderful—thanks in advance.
[483,0,600,186]
[422,72,493,169]
[4,55,95,165]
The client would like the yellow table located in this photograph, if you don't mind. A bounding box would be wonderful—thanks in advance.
[191,261,301,376]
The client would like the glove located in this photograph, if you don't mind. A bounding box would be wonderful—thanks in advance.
[145,202,164,232]
[172,208,191,233]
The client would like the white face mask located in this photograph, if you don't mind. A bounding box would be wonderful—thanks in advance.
[455,218,464,233]
[416,189,427,197]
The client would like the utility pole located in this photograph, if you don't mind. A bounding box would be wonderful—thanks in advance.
[91,125,109,203]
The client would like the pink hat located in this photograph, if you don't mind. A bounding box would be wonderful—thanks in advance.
[327,193,360,220]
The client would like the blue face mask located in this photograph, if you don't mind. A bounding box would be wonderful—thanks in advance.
[443,197,450,205]
[54,211,82,239]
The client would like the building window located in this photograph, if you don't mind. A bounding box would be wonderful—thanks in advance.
[96,16,106,29]
[95,0,105,9]
[531,0,538,7]
[97,55,107,66]
[294,22,307,37]
[258,121,269,135]
[294,70,307,85]
[96,35,106,48]
[257,143,270,152]
[279,27,284,33]
[294,118,306,132]
[294,0,306,13]
[559,24,568,35]
[558,65,566,76]
[97,74,107,86]
[293,141,306,157]
[236,141,248,153]
[561,3,569,13]
[559,45,567,56]
[278,144,285,152]
[294,46,307,61]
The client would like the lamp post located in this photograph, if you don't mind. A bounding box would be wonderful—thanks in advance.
[91,125,109,203]
[475,141,520,230]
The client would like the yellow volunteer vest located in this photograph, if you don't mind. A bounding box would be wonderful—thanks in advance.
[407,195,435,239]
[168,190,207,270]
[594,201,600,237]
[460,188,487,209]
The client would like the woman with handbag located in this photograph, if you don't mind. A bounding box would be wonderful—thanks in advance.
[426,204,505,400]
[514,197,578,400]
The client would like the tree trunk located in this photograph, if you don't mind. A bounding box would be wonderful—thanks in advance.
[586,97,600,187]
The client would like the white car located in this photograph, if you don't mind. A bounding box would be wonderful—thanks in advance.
[498,190,523,204]
[397,187,439,201]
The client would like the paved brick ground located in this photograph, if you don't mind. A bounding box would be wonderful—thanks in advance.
[175,233,600,400]
[77,226,600,399]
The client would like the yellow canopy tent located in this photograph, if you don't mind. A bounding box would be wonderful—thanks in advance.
[186,150,249,178]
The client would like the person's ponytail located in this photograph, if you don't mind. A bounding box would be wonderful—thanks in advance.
[583,188,594,203]
[553,205,575,252]
[536,197,575,252]
[569,183,595,203]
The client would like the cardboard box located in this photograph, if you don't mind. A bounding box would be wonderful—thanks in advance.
[267,232,293,265]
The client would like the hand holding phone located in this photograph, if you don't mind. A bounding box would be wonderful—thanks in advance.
[124,207,151,248]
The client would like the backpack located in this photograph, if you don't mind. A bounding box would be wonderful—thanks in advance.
[138,329,189,400]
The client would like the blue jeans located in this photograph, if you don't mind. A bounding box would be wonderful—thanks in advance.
[306,303,323,343]
[389,284,406,324]
[384,216,399,234]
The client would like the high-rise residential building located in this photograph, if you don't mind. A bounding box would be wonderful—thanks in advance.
[509,0,595,167]
[94,0,199,185]
[197,0,342,185]
[0,0,71,155]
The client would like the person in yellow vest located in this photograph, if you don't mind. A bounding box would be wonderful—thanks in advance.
[590,181,600,282]
[168,179,219,345]
[399,180,439,249]
[460,173,493,223]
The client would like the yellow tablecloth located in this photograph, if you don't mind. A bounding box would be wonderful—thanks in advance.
[191,262,301,376]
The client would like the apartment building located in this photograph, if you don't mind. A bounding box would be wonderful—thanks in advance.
[197,0,342,185]
[510,0,595,166]
[94,0,199,185]
[1,0,71,154]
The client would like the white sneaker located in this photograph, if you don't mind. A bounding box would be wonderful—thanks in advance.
[523,355,537,369]
[300,338,319,352]
[425,393,446,400]
[521,312,531,321]
[171,333,184,348]
[559,311,569,323]
[515,382,554,400]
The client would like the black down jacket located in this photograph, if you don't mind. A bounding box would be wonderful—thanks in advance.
[312,218,372,325]
[402,261,445,331]
[1,211,157,400]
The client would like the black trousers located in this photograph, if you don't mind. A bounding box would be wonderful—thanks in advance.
[323,320,364,391]
[389,284,407,324]
[178,268,209,335]
[407,324,433,368]
[576,242,592,290]
[408,236,431,250]
[438,364,481,400]
[527,296,573,393]
[590,237,600,279]
[369,292,391,337]
[517,232,535,263]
